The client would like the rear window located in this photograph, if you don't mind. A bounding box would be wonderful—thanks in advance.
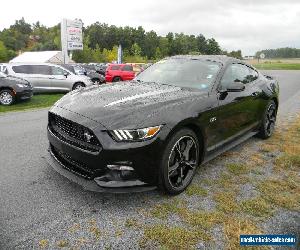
[82,65,95,71]
[12,65,29,74]
[110,65,121,70]
[122,65,133,71]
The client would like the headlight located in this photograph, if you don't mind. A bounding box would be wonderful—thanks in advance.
[16,83,26,88]
[16,83,29,88]
[110,125,162,142]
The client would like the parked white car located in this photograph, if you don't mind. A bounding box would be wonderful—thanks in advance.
[0,64,7,73]
[4,63,94,93]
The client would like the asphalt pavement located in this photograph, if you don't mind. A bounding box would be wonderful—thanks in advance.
[0,70,300,249]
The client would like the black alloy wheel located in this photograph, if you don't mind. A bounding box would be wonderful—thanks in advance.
[258,100,277,139]
[159,128,200,194]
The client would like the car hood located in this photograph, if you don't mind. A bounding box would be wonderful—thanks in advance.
[0,75,29,86]
[6,75,29,84]
[54,81,206,129]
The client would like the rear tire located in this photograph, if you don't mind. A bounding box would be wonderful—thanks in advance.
[0,89,15,105]
[92,78,102,85]
[257,100,277,139]
[72,82,85,91]
[112,76,121,82]
[158,128,200,195]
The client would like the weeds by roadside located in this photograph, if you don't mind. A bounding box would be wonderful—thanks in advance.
[139,115,300,249]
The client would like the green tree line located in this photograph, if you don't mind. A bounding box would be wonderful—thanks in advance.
[0,18,242,63]
[255,47,300,58]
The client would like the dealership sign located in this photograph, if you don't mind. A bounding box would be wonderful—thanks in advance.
[65,20,83,50]
[61,19,83,63]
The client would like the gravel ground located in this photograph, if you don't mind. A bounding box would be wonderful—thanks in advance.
[0,70,300,249]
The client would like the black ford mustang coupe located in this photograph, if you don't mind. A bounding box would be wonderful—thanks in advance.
[46,55,279,194]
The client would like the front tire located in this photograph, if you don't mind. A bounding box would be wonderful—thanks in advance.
[158,128,200,195]
[258,100,277,139]
[72,82,85,91]
[112,76,121,82]
[92,78,102,85]
[0,89,15,105]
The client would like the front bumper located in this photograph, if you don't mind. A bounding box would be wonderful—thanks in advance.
[16,88,33,100]
[46,107,170,192]
[105,75,113,82]
[44,146,156,193]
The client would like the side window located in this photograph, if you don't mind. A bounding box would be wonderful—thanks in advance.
[13,65,52,75]
[51,66,66,75]
[122,65,133,71]
[31,65,52,75]
[246,67,259,83]
[220,64,256,88]
[111,65,121,70]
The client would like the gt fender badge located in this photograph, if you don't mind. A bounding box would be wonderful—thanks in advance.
[210,117,217,123]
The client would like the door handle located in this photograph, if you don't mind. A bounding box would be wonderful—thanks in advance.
[251,92,259,97]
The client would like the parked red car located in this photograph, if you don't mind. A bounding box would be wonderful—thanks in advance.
[105,64,135,82]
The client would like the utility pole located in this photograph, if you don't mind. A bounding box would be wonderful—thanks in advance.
[61,19,69,64]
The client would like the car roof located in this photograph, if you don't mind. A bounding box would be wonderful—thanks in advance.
[6,63,75,74]
[7,62,60,66]
[166,55,243,65]
[109,64,128,66]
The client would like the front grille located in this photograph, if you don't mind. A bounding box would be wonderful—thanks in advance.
[48,112,101,152]
[51,145,95,179]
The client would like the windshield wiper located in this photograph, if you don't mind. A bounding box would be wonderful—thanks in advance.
[152,81,173,87]
[135,79,173,88]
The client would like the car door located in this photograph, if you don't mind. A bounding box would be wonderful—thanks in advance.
[213,63,261,148]
[121,65,135,80]
[50,66,72,91]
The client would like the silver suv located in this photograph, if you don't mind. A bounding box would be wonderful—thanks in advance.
[4,63,94,93]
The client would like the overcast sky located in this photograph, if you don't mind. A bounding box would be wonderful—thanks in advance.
[1,0,299,55]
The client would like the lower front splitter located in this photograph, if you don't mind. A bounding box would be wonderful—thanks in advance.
[43,148,157,193]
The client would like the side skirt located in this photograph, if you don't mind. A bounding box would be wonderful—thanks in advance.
[202,130,258,165]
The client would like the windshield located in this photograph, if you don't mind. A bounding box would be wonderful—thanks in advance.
[74,66,86,75]
[135,58,221,90]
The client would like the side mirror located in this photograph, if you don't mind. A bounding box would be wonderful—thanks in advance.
[64,72,68,78]
[226,82,245,92]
